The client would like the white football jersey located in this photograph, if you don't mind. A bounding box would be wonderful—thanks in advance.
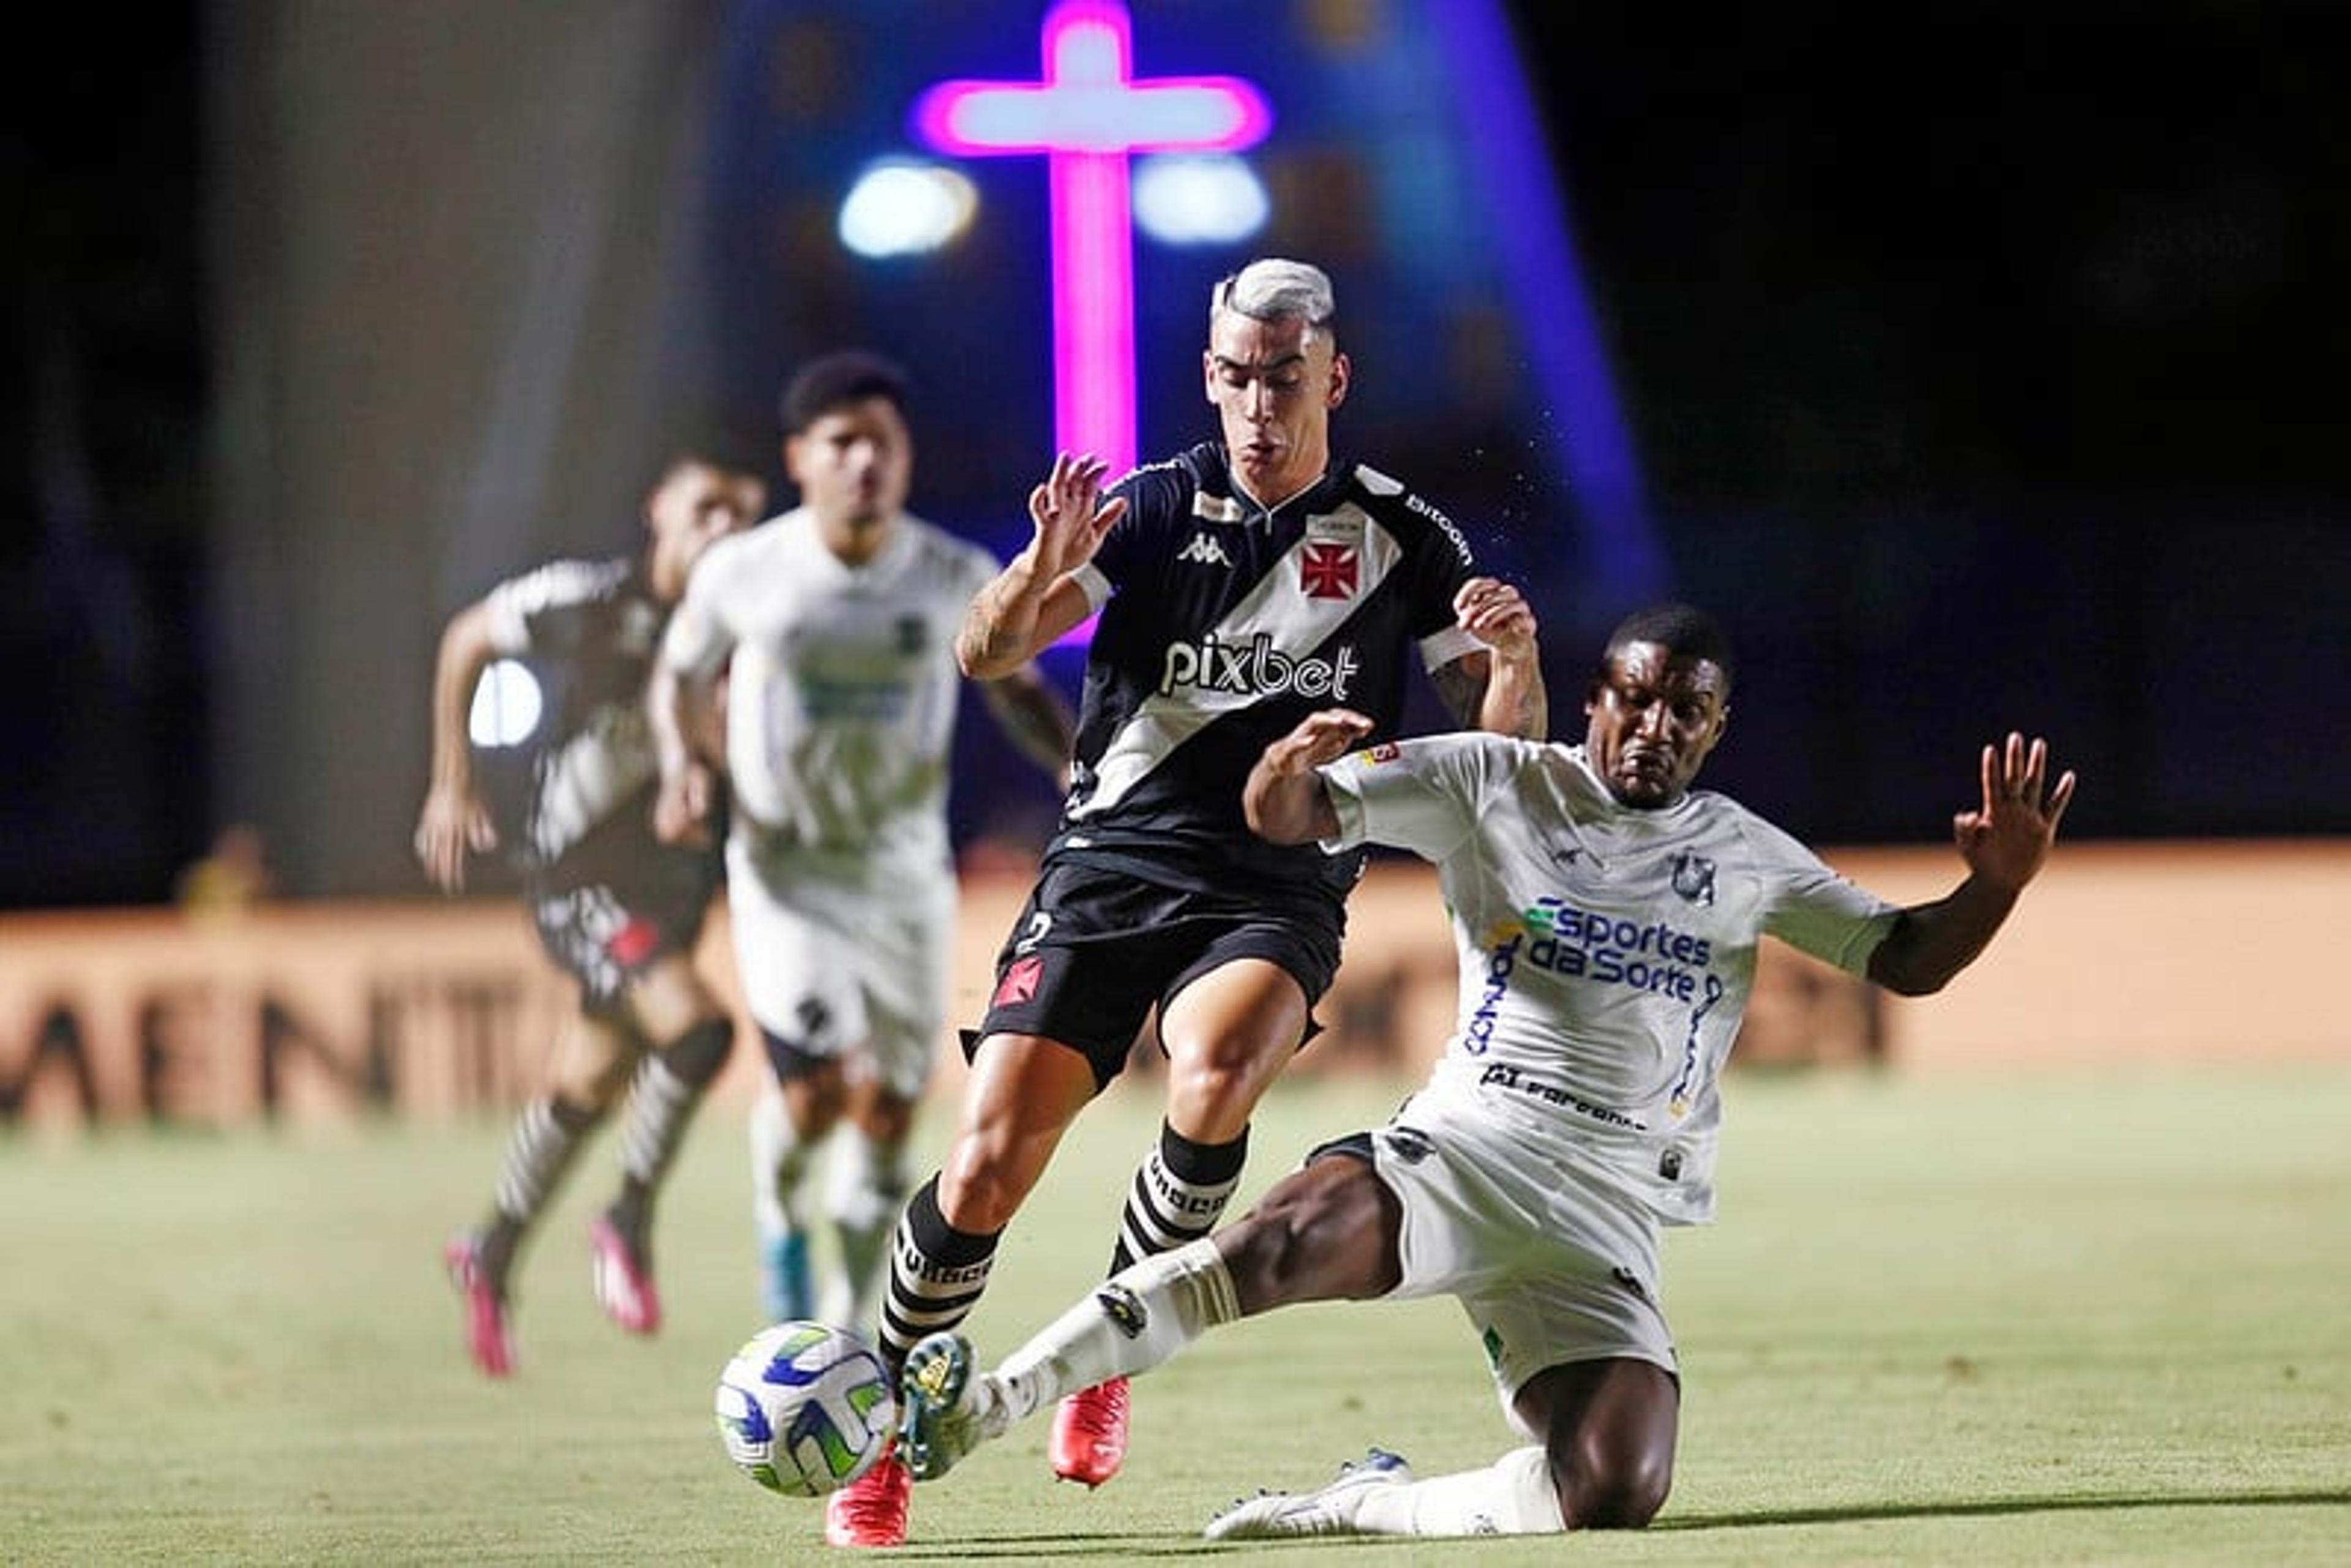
[661,508,998,880]
[1320,733,1900,1225]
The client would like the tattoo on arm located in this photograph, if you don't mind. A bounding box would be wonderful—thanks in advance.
[958,569,1046,675]
[1429,659,1485,729]
[985,675,1074,778]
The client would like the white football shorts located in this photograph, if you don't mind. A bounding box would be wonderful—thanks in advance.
[723,840,955,1101]
[1357,1072,1679,1430]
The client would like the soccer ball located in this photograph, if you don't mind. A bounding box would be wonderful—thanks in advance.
[714,1320,898,1498]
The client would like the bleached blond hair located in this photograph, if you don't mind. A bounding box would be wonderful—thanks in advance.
[1210,258,1336,338]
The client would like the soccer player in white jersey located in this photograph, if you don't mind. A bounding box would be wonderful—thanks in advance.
[650,353,1072,1390]
[831,258,1548,1547]
[423,451,767,1377]
[895,601,2076,1539]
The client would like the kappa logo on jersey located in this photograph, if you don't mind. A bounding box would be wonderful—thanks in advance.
[1176,532,1234,567]
[1160,631,1360,702]
[1298,540,1359,600]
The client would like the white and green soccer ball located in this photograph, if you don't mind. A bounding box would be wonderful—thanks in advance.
[714,1320,898,1498]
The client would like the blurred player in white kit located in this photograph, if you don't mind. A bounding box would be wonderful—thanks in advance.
[651,351,1071,1345]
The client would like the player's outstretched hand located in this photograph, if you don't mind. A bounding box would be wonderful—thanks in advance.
[415,784,497,893]
[1269,708,1378,776]
[1245,708,1376,845]
[1953,732,2075,893]
[1026,452,1127,580]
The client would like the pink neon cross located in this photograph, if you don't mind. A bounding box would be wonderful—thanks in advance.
[913,1,1272,480]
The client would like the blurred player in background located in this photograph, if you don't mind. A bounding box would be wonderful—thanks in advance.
[650,353,1071,1401]
[834,257,1547,1547]
[421,451,768,1377]
[897,602,2076,1539]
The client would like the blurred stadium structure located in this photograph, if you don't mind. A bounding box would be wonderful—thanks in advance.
[7,842,2347,1132]
[3,0,2339,911]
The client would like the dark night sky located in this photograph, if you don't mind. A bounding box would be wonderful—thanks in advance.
[2,3,2342,907]
[1499,5,2344,850]
[1511,5,2338,508]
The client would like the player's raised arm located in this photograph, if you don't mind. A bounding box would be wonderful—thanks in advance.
[957,452,1126,679]
[1245,708,1376,846]
[1429,577,1548,740]
[1868,731,2077,996]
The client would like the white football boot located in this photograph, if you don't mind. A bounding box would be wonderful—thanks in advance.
[1204,1448,1413,1539]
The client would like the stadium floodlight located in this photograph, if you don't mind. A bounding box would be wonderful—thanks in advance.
[1131,154,1267,246]
[467,659,543,748]
[838,160,980,260]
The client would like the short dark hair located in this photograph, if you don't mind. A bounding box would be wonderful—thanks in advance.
[779,350,911,435]
[1602,602,1736,689]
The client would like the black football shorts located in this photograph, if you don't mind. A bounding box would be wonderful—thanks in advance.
[528,832,719,1016]
[967,858,1344,1090]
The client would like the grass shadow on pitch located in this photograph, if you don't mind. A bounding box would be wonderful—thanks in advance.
[882,1537,1223,1561]
[873,1488,2351,1558]
[1657,1485,2351,1532]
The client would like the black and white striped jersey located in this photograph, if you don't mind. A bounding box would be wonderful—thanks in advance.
[1052,441,1482,903]
[480,557,670,872]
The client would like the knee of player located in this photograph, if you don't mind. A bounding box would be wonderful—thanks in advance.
[779,1073,850,1135]
[767,1039,850,1126]
[557,1052,640,1111]
[938,1136,1041,1232]
[658,1015,735,1087]
[852,1090,918,1146]
[1164,1052,1278,1128]
[1556,1440,1671,1531]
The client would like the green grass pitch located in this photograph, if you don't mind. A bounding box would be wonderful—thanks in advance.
[6,1065,2348,1563]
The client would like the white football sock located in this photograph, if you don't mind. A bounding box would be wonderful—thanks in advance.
[749,1084,819,1239]
[820,1123,904,1330]
[995,1237,1241,1422]
[1349,1446,1565,1536]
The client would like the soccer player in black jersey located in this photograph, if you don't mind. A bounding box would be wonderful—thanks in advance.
[829,258,1546,1547]
[421,451,765,1378]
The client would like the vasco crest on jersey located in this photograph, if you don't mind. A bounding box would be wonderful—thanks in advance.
[1298,539,1359,601]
